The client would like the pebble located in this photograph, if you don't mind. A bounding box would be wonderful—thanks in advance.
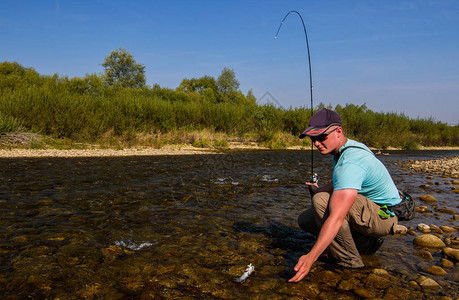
[420,195,437,202]
[353,288,376,298]
[423,266,447,276]
[413,234,446,248]
[440,225,457,233]
[414,250,433,260]
[416,276,442,289]
[442,247,459,261]
[415,206,428,213]
[372,268,390,277]
[437,208,456,214]
[429,224,443,234]
[440,258,454,268]
[417,223,431,233]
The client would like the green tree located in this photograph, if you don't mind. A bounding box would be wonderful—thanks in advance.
[178,75,218,94]
[217,67,239,94]
[101,48,146,88]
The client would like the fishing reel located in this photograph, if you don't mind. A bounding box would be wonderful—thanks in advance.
[307,173,319,198]
[310,173,319,184]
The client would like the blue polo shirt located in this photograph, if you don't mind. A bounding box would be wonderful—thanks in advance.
[332,139,401,206]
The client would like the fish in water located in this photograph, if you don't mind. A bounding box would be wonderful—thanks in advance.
[234,263,255,283]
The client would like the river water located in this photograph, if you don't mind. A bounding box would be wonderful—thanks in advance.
[0,150,457,299]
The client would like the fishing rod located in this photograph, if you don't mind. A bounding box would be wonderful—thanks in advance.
[274,10,318,184]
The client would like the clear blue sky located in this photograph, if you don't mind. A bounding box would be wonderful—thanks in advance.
[1,0,458,124]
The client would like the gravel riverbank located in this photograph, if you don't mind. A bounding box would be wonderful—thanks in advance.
[401,156,458,178]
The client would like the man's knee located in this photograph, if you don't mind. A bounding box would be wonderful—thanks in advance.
[312,192,330,216]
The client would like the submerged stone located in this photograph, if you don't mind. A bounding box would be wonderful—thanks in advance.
[423,266,447,275]
[440,225,457,233]
[440,258,454,268]
[442,247,459,261]
[414,250,433,260]
[420,195,437,202]
[353,288,376,298]
[417,276,441,289]
[413,234,445,248]
[417,223,431,233]
[429,224,443,234]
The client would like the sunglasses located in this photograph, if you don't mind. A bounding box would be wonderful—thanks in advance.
[310,127,338,143]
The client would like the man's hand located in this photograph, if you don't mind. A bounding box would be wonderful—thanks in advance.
[305,182,319,195]
[288,253,315,282]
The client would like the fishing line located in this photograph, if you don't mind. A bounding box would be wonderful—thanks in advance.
[274,10,318,183]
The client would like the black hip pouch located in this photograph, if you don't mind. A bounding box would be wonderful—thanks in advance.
[389,191,415,221]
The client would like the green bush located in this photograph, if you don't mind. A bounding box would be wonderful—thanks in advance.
[0,61,457,148]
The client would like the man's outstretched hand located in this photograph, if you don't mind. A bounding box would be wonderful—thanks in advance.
[288,253,315,282]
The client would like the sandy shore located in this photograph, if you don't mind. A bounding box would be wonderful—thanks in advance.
[0,146,220,158]
[0,143,457,158]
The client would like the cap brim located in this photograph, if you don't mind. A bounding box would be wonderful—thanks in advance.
[299,123,341,139]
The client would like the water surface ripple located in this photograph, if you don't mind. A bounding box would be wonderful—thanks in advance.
[0,150,457,299]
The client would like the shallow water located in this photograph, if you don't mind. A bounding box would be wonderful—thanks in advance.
[0,150,457,299]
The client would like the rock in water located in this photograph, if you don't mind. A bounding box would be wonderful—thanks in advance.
[418,277,441,289]
[442,247,459,261]
[440,258,454,268]
[413,234,445,248]
[420,195,437,202]
[417,223,431,233]
[440,225,457,233]
[423,266,447,275]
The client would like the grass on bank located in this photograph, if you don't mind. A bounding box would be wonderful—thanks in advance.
[0,61,458,151]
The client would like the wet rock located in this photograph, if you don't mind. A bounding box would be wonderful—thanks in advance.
[101,245,126,262]
[440,225,457,233]
[420,195,437,202]
[440,258,454,268]
[372,268,390,277]
[417,223,431,233]
[429,224,443,234]
[442,247,459,261]
[416,206,428,213]
[407,228,418,236]
[413,234,446,248]
[409,280,420,289]
[454,215,459,221]
[11,235,28,243]
[437,208,456,214]
[419,184,430,189]
[383,286,412,300]
[414,250,433,260]
[423,266,447,275]
[337,280,354,291]
[416,276,441,289]
[452,180,459,185]
[353,288,376,298]
[365,273,392,289]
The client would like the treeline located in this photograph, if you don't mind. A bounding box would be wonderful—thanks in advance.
[0,61,457,149]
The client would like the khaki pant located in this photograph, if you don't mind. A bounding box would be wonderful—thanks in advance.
[298,192,398,268]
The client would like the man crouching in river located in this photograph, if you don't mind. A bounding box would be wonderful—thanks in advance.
[289,108,406,282]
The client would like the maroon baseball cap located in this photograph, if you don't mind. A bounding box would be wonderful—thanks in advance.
[299,108,342,138]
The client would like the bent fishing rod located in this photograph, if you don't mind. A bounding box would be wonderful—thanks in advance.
[274,10,318,184]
